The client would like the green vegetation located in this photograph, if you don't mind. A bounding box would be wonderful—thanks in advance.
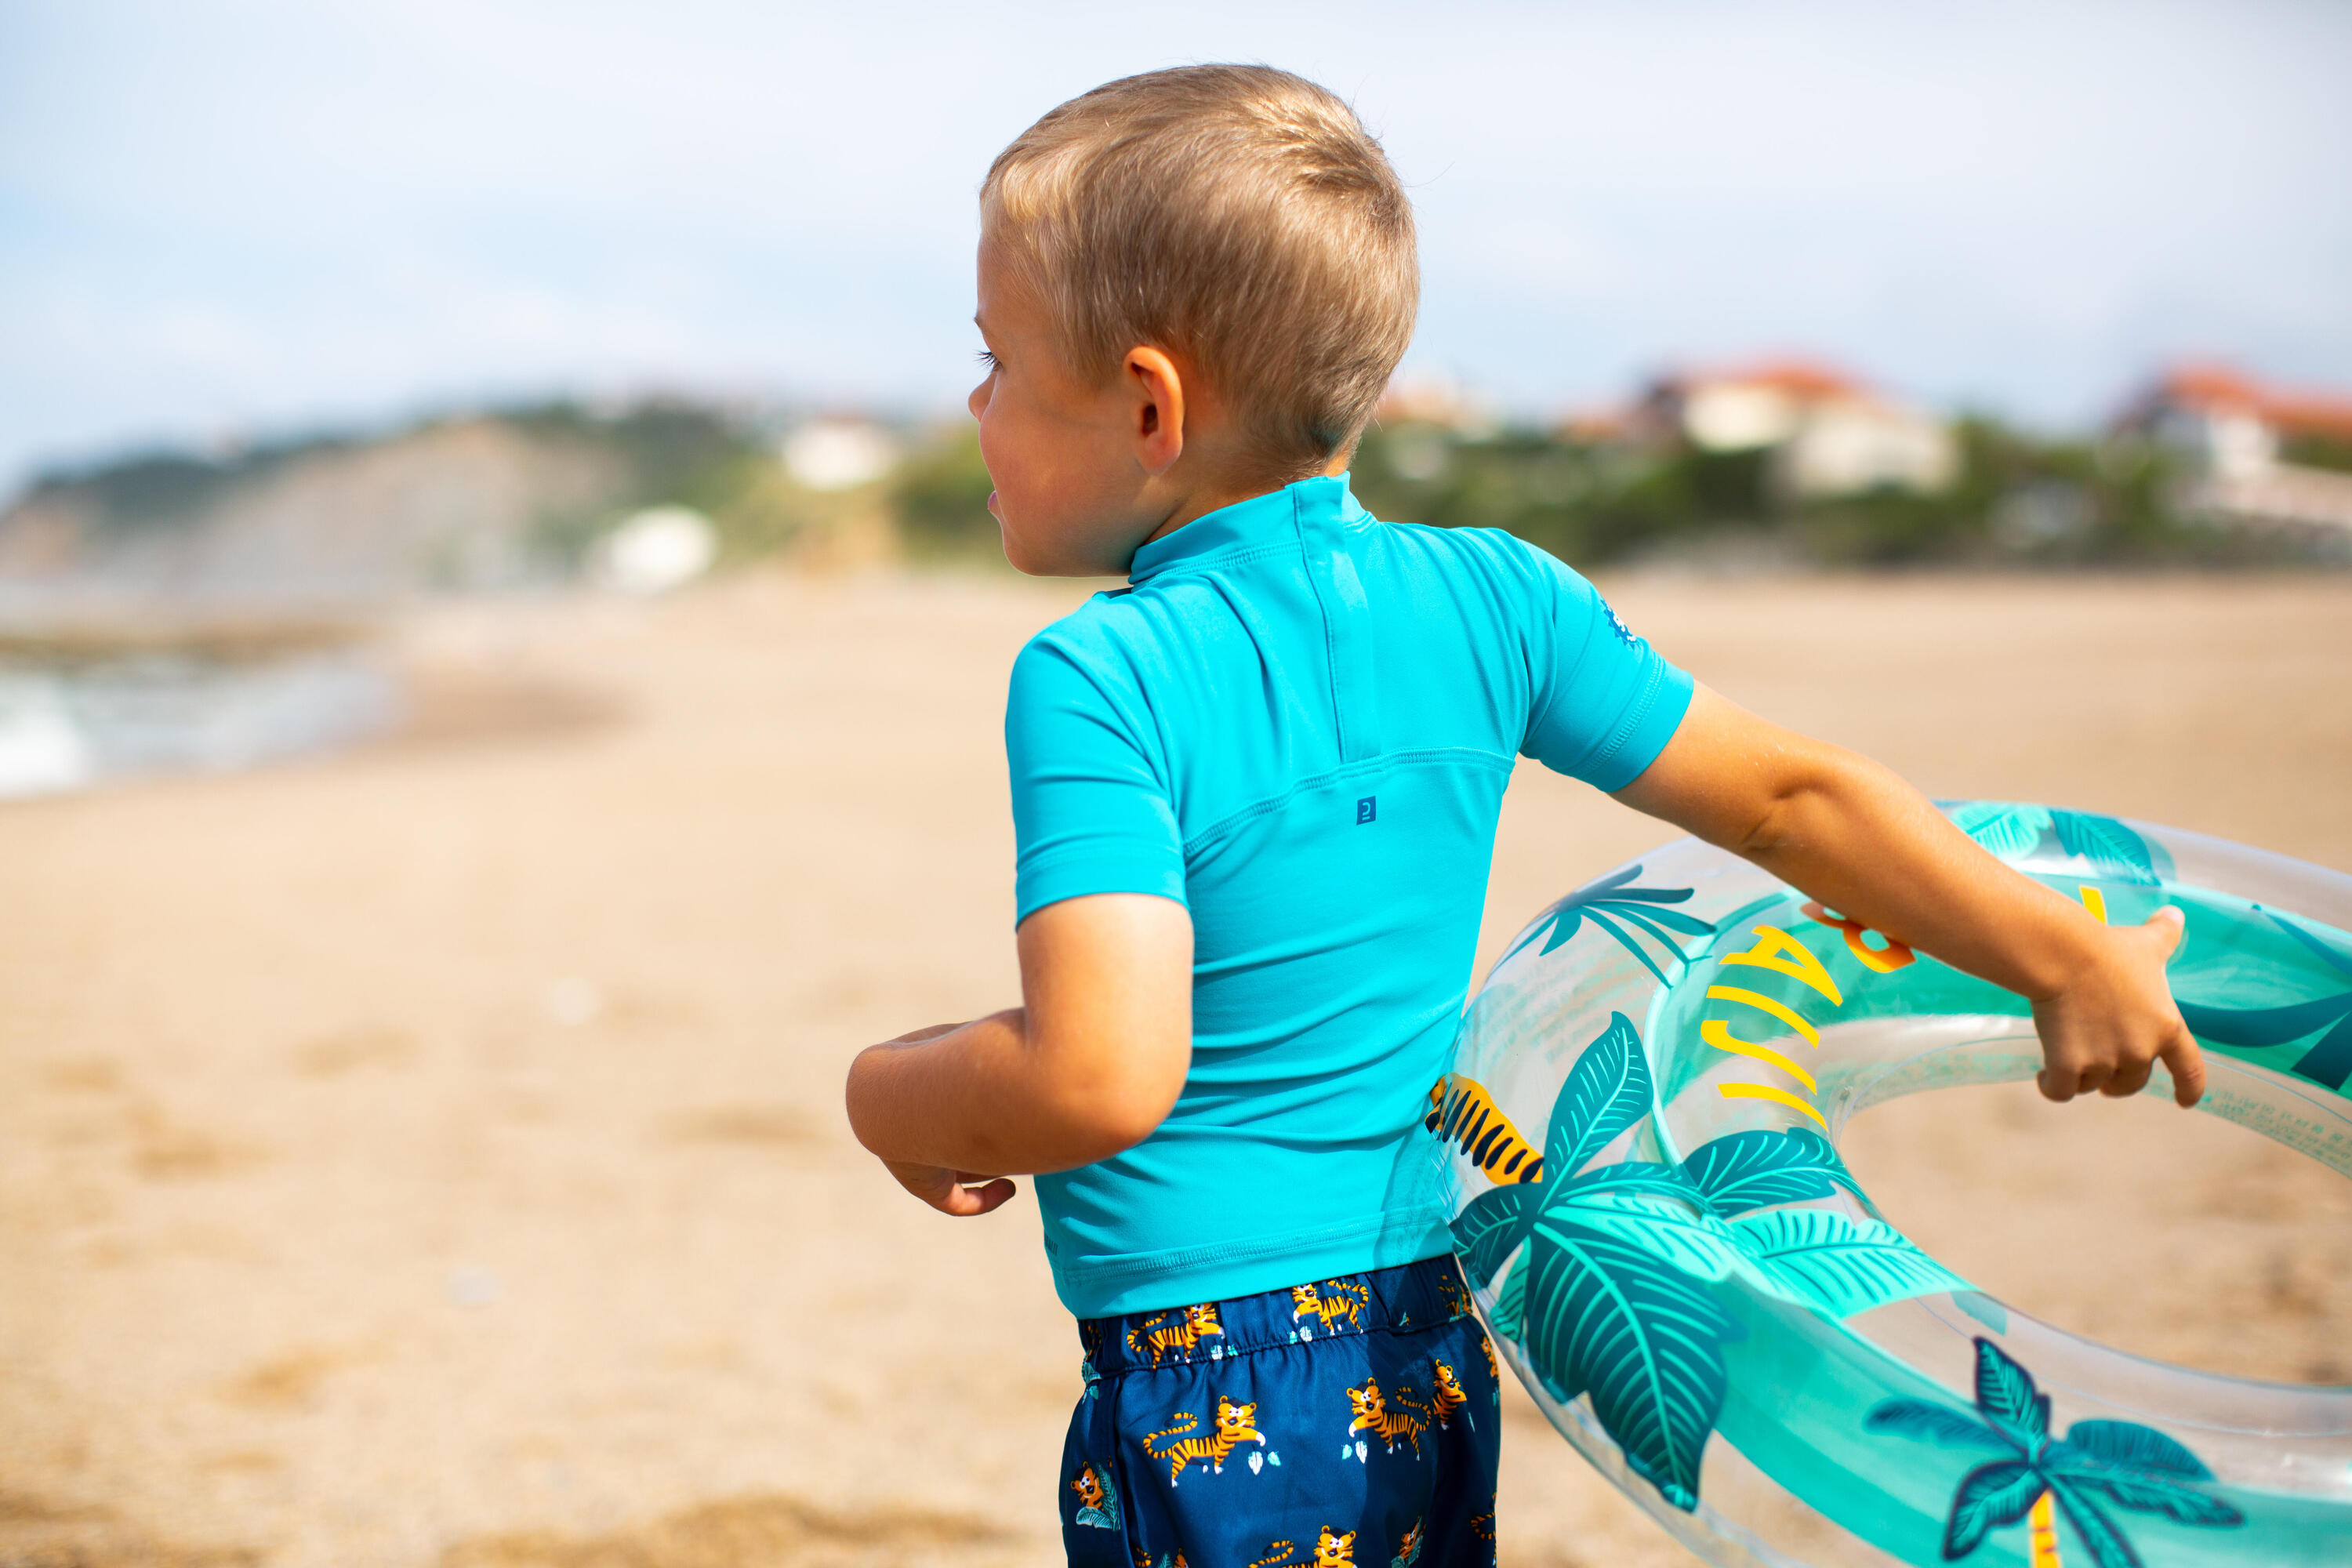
[887,428,1001,564]
[19,397,2339,586]
[2281,430,2352,474]
[1345,418,2238,569]
[872,414,2334,572]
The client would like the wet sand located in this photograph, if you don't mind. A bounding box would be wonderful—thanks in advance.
[1,571,2347,1567]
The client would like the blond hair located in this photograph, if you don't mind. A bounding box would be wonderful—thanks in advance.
[982,65,1417,475]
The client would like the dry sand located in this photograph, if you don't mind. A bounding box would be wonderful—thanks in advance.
[2,571,2347,1568]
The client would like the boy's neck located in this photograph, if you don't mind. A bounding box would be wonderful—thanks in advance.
[1137,450,1351,550]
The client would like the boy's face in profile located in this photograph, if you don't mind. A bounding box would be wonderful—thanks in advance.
[969,227,1165,577]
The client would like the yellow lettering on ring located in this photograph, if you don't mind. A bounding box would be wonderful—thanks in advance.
[1700,1019,1819,1092]
[1718,925,1844,1005]
[1704,985,1820,1048]
[1715,1081,1831,1130]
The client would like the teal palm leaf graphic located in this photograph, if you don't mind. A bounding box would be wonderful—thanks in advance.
[1944,1461,2048,1558]
[1676,1126,1958,1316]
[1943,801,2165,887]
[2176,907,2352,1091]
[1500,866,1715,985]
[1548,1011,1660,1175]
[1973,1334,2050,1443]
[2049,809,2159,886]
[1947,801,2053,860]
[1867,1338,2245,1567]
[1678,1127,1863,1216]
[1450,1011,1735,1512]
[1519,1218,1734,1508]
[1729,1209,1969,1319]
[1486,1251,1527,1339]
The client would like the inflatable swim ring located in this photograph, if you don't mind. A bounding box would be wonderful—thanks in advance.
[1433,802,2351,1567]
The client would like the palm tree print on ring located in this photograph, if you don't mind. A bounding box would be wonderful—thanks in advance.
[1498,866,1716,986]
[1867,1338,2244,1568]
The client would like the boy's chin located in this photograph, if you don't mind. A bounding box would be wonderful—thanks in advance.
[999,524,1114,579]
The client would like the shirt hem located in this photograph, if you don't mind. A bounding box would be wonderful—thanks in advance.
[1014,849,1189,927]
[1047,1204,1458,1319]
[1587,663,1694,793]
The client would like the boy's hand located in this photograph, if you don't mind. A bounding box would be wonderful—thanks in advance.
[882,1160,1018,1217]
[2030,906,2206,1105]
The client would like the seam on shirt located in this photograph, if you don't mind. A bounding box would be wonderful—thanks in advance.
[1178,747,1514,858]
[1582,656,1671,782]
[1290,487,1353,762]
[1133,541,1297,583]
[1018,840,1187,887]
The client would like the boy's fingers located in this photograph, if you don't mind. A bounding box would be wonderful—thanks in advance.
[2037,1064,2077,1102]
[942,1177,1018,1216]
[2161,1027,2209,1108]
[2143,904,2185,960]
[2103,1057,2152,1098]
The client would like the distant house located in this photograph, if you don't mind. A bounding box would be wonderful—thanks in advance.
[1370,377,1494,484]
[2114,365,2352,535]
[780,418,901,492]
[1638,361,1957,499]
[1375,376,1490,434]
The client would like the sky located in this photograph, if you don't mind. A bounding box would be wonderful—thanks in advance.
[3,0,2349,491]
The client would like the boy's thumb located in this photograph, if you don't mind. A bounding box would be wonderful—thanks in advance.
[2144,903,2185,960]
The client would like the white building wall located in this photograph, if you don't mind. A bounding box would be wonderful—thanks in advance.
[1781,401,1958,497]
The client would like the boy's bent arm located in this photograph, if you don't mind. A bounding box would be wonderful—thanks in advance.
[844,892,1193,1214]
[1615,684,2205,1105]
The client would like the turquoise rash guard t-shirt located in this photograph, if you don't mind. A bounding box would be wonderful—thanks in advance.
[1005,474,1692,1318]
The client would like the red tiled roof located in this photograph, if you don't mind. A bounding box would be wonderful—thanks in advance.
[2156,364,2352,441]
[1667,359,1870,401]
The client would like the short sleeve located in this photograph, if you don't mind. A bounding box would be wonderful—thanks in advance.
[1514,542,1693,792]
[1005,635,1188,925]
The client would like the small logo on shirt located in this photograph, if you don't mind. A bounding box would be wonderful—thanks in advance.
[1604,603,1642,647]
[1356,797,1377,825]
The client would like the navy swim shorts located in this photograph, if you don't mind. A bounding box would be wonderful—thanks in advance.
[1060,1254,1501,1567]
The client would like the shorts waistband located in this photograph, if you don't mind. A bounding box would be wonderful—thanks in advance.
[1077,1253,1472,1378]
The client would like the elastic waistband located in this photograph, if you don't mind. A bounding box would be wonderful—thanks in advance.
[1078,1253,1472,1378]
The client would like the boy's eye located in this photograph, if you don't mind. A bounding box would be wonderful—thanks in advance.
[975,348,1001,373]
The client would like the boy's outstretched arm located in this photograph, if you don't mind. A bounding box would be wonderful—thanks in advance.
[844,892,1193,1215]
[1615,685,2205,1106]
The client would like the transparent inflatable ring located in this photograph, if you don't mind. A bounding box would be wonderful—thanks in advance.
[1432,802,2350,1567]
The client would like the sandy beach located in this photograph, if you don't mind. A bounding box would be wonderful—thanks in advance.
[2,570,2347,1568]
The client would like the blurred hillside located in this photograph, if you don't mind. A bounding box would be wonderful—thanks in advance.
[0,402,913,613]
[5,365,2347,612]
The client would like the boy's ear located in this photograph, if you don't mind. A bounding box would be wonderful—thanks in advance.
[1125,346,1186,477]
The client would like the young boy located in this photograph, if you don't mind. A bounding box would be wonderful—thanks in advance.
[844,64,2201,1566]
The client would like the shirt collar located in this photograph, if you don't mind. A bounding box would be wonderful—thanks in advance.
[1127,473,1364,586]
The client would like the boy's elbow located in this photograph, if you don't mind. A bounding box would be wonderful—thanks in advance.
[1735,743,1867,858]
[1073,1091,1172,1163]
[1048,1032,1188,1165]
